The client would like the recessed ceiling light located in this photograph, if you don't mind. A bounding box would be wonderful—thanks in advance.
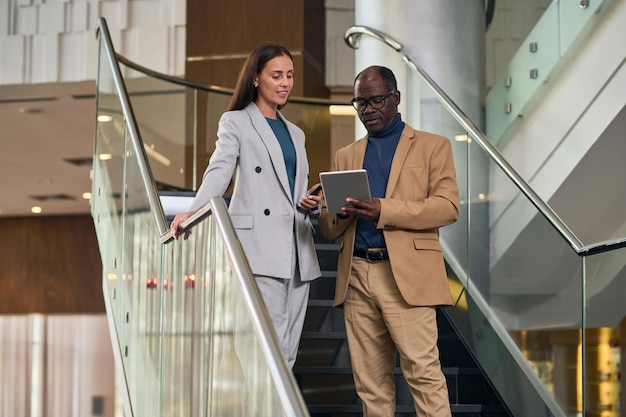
[98,114,113,122]
[98,153,112,160]
[82,192,92,200]
[31,206,43,214]
[18,107,44,114]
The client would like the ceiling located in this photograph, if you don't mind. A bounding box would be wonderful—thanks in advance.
[0,80,96,218]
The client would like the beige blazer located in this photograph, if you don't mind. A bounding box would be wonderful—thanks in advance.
[188,102,321,281]
[318,123,459,307]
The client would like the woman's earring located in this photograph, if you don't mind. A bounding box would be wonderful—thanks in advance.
[254,82,258,87]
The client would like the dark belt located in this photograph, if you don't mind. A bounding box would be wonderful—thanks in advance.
[353,248,389,262]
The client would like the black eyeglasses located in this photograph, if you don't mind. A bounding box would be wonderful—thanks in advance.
[350,90,396,111]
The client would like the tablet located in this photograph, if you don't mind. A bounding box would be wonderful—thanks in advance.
[319,169,372,214]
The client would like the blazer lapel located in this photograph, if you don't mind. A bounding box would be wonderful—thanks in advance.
[386,125,414,197]
[245,103,293,202]
[351,137,368,170]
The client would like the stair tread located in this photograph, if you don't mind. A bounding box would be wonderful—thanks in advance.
[307,403,508,412]
[294,365,482,376]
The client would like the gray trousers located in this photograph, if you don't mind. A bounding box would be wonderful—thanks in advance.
[255,269,310,368]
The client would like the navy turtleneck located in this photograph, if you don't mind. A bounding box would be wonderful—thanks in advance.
[355,113,404,250]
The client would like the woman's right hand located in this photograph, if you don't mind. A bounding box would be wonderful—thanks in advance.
[170,211,193,240]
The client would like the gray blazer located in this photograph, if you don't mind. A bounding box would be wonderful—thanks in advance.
[188,102,321,282]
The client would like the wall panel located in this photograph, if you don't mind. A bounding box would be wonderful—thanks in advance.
[0,215,103,314]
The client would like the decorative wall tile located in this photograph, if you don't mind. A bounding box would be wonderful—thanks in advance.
[31,33,59,82]
[170,0,185,26]
[39,2,67,34]
[84,28,98,79]
[0,35,26,83]
[16,5,38,35]
[98,1,123,30]
[59,32,88,81]
[0,0,13,37]
[0,0,195,84]
[124,25,168,73]
[71,1,88,32]
[87,0,101,32]
[128,0,162,27]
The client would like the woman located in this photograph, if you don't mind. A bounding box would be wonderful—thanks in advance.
[170,43,322,368]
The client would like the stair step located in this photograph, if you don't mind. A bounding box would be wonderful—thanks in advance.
[302,331,345,339]
[307,299,334,307]
[308,404,509,417]
[295,366,482,376]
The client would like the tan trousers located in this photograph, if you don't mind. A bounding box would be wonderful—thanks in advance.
[344,257,452,417]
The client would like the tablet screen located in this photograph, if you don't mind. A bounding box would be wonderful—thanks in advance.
[319,169,371,214]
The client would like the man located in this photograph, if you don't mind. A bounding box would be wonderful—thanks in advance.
[317,66,459,417]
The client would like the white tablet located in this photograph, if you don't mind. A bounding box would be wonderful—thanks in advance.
[319,169,372,214]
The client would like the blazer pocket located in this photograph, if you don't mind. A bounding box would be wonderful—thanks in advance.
[230,214,254,229]
[412,237,445,278]
[413,237,442,252]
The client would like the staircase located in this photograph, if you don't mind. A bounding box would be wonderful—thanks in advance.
[294,220,512,417]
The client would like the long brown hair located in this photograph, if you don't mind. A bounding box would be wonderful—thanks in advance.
[227,43,294,111]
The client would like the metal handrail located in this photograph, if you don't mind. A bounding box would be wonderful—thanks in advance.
[96,18,169,239]
[115,53,353,107]
[345,25,626,256]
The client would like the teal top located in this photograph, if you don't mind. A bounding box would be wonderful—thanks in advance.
[266,117,296,197]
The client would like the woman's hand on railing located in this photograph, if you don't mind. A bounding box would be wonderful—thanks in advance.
[171,211,194,240]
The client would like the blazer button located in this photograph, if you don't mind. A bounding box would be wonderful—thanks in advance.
[255,166,262,173]
[264,209,270,216]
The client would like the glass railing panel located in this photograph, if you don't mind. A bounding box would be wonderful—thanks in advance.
[158,215,215,416]
[486,0,608,144]
[95,18,313,417]
[93,35,130,386]
[486,2,560,144]
[583,247,626,416]
[155,203,311,417]
[469,137,582,417]
[115,58,354,192]
[404,69,582,416]
[280,100,343,181]
[199,93,353,192]
[117,63,190,190]
[120,131,165,417]
[91,39,125,324]
[403,70,471,290]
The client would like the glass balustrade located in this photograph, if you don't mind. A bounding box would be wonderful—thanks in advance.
[486,0,611,144]
[404,48,626,417]
[93,17,320,417]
